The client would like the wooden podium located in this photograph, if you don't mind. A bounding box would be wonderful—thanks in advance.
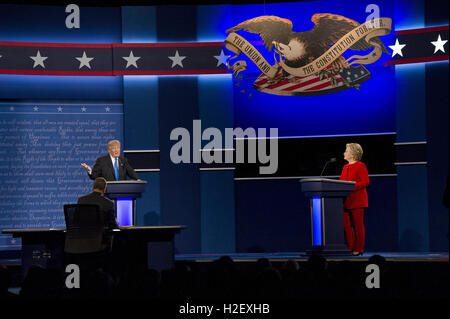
[300,178,355,255]
[105,180,147,226]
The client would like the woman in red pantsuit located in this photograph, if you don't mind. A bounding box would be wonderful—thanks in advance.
[339,143,369,256]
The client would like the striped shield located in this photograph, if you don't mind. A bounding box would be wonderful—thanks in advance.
[253,65,371,96]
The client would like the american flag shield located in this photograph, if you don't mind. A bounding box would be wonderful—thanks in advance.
[253,65,371,96]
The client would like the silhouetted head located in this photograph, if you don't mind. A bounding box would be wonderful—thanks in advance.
[368,254,386,267]
[93,177,107,194]
[256,258,272,272]
[307,253,327,272]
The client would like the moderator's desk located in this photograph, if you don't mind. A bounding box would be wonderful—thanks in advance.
[2,226,185,277]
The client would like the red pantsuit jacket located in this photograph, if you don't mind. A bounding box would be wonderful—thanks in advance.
[339,161,369,209]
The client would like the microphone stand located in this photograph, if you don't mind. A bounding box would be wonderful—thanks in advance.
[320,158,336,177]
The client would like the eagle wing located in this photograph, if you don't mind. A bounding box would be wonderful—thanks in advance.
[226,16,293,52]
[307,13,389,54]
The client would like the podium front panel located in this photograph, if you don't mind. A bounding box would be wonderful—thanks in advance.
[116,198,133,226]
[311,196,324,246]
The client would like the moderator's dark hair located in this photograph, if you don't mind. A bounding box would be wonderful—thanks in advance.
[93,177,107,191]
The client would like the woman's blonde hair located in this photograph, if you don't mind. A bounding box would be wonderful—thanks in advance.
[346,143,363,161]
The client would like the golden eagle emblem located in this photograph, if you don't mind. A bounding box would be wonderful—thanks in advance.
[224,13,392,96]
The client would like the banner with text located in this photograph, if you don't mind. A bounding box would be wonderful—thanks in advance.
[0,103,123,250]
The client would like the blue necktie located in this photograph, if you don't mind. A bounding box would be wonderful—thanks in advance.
[114,157,119,181]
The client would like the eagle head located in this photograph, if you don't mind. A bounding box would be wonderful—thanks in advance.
[272,38,306,62]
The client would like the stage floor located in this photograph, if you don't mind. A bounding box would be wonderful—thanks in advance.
[175,251,449,262]
[0,251,448,266]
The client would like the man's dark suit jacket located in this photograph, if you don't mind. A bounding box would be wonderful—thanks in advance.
[88,154,139,181]
[77,191,119,230]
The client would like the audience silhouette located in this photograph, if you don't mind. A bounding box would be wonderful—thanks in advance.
[0,253,447,301]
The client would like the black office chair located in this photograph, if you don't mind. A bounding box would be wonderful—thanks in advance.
[64,204,119,297]
[64,204,105,254]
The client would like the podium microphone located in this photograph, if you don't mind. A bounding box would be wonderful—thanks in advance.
[320,157,336,176]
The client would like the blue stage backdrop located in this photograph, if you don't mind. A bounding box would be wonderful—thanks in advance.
[0,0,447,254]
[0,102,123,250]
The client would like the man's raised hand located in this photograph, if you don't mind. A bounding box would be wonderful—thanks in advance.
[81,163,92,174]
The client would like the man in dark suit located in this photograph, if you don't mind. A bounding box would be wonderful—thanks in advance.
[77,177,119,230]
[81,139,139,181]
[77,178,119,252]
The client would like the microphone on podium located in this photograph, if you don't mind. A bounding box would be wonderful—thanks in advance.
[320,157,336,176]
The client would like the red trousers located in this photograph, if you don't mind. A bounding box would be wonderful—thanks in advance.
[343,208,365,253]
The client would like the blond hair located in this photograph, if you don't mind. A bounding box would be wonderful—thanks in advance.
[346,143,363,161]
[107,140,121,150]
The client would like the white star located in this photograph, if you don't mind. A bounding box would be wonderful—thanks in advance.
[30,50,48,68]
[122,50,141,69]
[9,106,14,111]
[168,50,186,68]
[214,49,230,67]
[76,51,94,69]
[81,106,87,112]
[105,106,111,112]
[431,34,447,54]
[33,106,39,112]
[57,106,63,112]
[389,39,406,57]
